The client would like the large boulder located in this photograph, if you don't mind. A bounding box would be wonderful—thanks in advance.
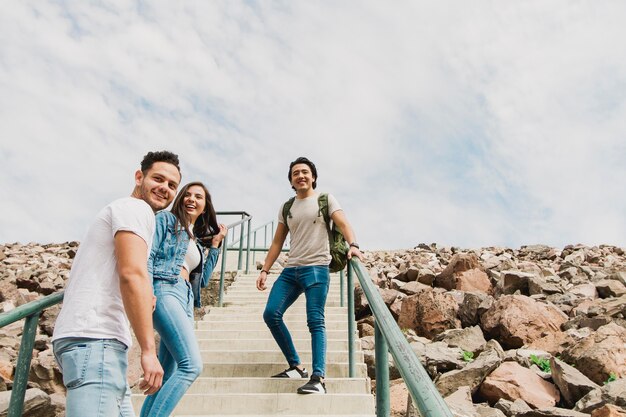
[515,408,591,417]
[478,361,560,408]
[591,405,626,417]
[398,288,460,338]
[435,340,504,397]
[434,326,487,354]
[458,292,494,328]
[561,322,626,385]
[0,387,54,417]
[480,295,567,349]
[550,357,600,407]
[575,379,626,414]
[435,254,493,294]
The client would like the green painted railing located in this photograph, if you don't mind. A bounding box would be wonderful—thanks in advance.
[0,291,64,417]
[347,258,453,417]
[216,211,252,305]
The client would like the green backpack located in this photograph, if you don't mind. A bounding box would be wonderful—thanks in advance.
[282,193,349,273]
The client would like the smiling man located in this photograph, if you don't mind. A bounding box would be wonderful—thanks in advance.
[52,151,181,417]
[256,156,363,394]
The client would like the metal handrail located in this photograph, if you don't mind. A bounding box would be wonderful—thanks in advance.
[0,291,65,417]
[216,212,252,305]
[347,258,453,417]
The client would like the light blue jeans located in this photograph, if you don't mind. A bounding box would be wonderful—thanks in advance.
[263,265,330,377]
[53,337,133,417]
[139,278,203,417]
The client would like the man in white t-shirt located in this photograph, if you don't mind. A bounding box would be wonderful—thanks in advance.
[52,151,181,417]
[256,157,363,395]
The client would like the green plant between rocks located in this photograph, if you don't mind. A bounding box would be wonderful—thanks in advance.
[530,354,551,373]
[604,372,618,385]
[462,351,474,362]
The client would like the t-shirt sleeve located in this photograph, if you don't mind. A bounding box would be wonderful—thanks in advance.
[278,203,286,224]
[327,194,342,216]
[110,199,155,247]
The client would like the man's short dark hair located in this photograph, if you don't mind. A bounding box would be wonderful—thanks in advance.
[141,151,180,174]
[288,156,317,189]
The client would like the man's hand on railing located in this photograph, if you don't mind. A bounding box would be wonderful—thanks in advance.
[347,246,364,262]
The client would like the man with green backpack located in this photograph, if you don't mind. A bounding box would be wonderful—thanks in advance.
[256,156,363,394]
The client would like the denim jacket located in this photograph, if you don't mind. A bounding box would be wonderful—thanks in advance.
[148,211,220,308]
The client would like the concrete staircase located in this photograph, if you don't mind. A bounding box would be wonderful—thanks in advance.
[132,272,376,416]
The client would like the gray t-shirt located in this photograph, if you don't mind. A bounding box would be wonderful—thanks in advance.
[278,193,341,267]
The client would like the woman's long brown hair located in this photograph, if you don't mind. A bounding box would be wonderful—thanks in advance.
[170,182,219,244]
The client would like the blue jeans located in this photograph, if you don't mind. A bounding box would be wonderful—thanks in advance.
[263,265,330,377]
[53,338,134,417]
[140,278,203,417]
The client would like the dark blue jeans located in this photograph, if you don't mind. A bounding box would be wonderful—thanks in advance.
[263,265,330,377]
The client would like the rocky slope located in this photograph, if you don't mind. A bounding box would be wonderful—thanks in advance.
[1,242,625,417]
[358,244,626,417]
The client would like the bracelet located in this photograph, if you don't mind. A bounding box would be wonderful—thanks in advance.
[261,269,270,275]
[349,242,360,249]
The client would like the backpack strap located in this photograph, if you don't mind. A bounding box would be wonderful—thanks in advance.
[282,197,296,231]
[318,193,332,236]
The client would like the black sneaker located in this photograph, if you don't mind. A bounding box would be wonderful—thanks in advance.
[297,375,326,394]
[272,365,308,378]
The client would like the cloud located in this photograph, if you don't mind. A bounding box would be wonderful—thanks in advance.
[1,1,624,250]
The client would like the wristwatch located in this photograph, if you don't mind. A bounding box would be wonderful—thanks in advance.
[349,242,360,249]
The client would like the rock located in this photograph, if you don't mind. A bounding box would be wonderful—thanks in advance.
[587,295,626,318]
[444,386,480,417]
[595,280,626,298]
[575,379,626,414]
[378,288,402,306]
[0,387,54,417]
[435,340,504,397]
[571,283,598,299]
[458,292,494,327]
[478,361,560,408]
[480,295,567,349]
[435,254,493,294]
[494,398,532,415]
[49,393,65,416]
[398,288,461,338]
[561,323,626,385]
[591,404,626,417]
[398,281,431,295]
[499,270,535,295]
[515,407,591,416]
[550,357,600,407]
[474,404,506,417]
[434,326,487,354]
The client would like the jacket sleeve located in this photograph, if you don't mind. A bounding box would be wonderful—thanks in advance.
[201,247,220,287]
[148,211,169,279]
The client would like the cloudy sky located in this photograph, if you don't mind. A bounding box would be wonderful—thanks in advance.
[1,1,625,250]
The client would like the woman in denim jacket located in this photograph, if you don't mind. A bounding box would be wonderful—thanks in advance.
[140,181,227,417]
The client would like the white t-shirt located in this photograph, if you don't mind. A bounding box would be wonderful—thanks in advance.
[278,193,341,267]
[52,197,155,348]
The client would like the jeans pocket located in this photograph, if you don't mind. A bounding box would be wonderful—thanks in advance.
[60,344,92,389]
[104,340,128,354]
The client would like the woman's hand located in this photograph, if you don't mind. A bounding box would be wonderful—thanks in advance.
[211,224,228,248]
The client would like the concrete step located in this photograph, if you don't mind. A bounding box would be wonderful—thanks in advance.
[175,377,371,394]
[201,312,348,321]
[200,362,368,378]
[132,393,375,415]
[196,320,348,331]
[195,329,351,340]
[199,350,363,363]
[223,299,344,307]
[205,306,348,314]
[197,338,359,351]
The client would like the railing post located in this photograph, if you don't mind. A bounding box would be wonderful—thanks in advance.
[237,217,245,271]
[252,230,257,268]
[347,263,355,378]
[245,218,252,274]
[340,269,345,307]
[219,233,229,307]
[375,321,390,417]
[8,313,39,417]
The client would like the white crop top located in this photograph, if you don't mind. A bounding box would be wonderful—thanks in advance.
[182,236,201,273]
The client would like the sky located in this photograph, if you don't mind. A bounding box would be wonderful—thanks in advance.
[1,1,625,251]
